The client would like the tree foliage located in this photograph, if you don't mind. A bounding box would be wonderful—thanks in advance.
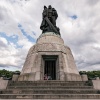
[79,70,100,79]
[0,69,20,78]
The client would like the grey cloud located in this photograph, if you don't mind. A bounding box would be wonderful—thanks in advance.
[0,6,8,21]
[0,64,22,71]
[0,41,7,48]
[0,64,17,68]
[74,44,100,71]
[86,0,99,6]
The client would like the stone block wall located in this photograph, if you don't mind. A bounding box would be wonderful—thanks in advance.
[18,33,81,81]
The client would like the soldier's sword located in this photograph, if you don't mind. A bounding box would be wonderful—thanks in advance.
[45,17,59,34]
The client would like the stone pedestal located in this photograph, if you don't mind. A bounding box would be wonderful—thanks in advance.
[12,74,19,81]
[0,80,9,90]
[0,77,4,80]
[81,74,88,81]
[96,77,100,80]
[18,32,81,81]
[92,80,100,90]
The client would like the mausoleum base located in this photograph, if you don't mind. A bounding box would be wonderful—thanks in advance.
[18,32,82,81]
[18,72,81,81]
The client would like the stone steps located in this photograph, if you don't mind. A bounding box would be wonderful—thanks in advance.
[0,94,100,99]
[1,89,99,94]
[7,86,93,89]
[9,80,88,83]
[0,81,99,99]
[8,83,88,86]
[9,81,89,85]
[8,81,92,88]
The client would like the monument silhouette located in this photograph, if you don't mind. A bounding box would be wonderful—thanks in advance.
[18,5,81,81]
[0,5,100,99]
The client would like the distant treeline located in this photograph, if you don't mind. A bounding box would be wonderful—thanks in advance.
[0,69,100,79]
[79,71,100,79]
[0,69,20,78]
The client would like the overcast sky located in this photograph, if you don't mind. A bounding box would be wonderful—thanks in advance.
[0,0,100,71]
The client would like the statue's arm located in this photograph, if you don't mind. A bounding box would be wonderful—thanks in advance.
[55,10,58,19]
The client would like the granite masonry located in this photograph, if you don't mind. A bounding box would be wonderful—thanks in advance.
[18,32,82,81]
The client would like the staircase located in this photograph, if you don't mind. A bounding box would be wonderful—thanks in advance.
[0,80,100,99]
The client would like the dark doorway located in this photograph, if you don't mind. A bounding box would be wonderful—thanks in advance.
[44,60,56,80]
[43,55,57,80]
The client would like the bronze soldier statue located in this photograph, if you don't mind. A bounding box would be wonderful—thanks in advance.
[40,5,60,35]
[40,6,48,33]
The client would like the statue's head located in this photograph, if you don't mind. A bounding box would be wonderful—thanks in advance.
[52,8,55,11]
[48,5,52,9]
[44,6,47,9]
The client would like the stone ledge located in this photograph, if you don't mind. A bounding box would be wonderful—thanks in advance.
[37,32,64,45]
[92,80,100,90]
[0,79,9,90]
